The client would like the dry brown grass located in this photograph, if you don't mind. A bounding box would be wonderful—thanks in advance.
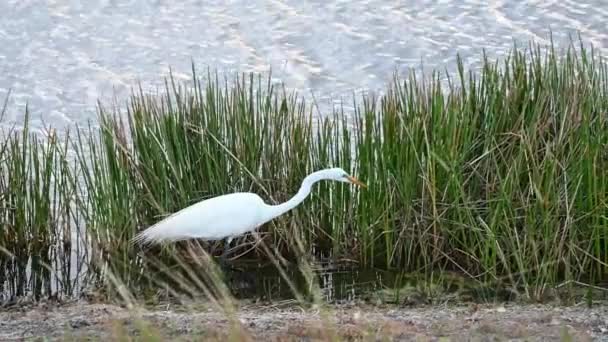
[1,301,605,341]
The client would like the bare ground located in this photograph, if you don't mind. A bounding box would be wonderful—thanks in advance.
[1,301,607,341]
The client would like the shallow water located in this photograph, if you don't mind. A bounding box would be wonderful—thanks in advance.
[1,0,607,131]
[224,266,456,303]
[0,252,500,304]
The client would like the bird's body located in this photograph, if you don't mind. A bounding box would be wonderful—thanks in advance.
[133,168,365,248]
[134,192,267,244]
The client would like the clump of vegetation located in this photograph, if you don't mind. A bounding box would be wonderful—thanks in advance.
[0,107,85,301]
[0,38,606,303]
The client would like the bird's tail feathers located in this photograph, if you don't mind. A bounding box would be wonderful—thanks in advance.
[131,221,181,246]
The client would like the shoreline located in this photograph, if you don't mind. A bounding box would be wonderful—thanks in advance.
[1,301,607,341]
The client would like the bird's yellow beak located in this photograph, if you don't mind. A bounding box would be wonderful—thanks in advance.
[347,175,367,188]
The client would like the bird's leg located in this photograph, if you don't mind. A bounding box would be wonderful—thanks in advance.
[219,237,232,268]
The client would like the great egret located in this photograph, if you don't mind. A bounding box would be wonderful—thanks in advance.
[132,167,366,260]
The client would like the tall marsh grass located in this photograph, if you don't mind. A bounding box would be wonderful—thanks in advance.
[0,110,86,300]
[0,39,606,301]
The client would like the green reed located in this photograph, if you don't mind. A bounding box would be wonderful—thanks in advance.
[0,110,79,299]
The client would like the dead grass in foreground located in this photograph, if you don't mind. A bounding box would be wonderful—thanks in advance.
[0,301,606,341]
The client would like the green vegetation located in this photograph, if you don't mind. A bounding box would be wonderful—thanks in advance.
[0,38,606,304]
[0,108,81,299]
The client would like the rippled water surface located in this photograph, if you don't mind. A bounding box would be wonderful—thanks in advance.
[1,0,607,130]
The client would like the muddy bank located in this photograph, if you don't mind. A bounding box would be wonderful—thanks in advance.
[1,301,607,341]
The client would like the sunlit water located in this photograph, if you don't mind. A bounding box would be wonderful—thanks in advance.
[1,0,607,132]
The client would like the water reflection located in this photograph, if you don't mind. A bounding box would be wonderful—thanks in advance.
[222,264,511,304]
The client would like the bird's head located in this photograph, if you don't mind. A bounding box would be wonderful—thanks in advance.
[326,167,367,188]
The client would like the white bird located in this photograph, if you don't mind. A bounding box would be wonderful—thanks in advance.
[132,167,366,259]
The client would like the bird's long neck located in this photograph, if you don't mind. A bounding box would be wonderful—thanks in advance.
[263,172,323,222]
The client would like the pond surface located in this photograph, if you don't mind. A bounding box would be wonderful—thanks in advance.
[1,0,607,131]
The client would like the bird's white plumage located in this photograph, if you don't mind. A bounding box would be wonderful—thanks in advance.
[133,192,266,244]
[132,167,366,246]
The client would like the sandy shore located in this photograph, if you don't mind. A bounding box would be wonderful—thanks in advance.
[0,301,607,341]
